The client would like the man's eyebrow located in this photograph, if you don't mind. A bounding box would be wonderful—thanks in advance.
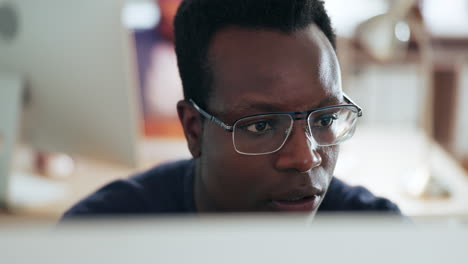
[315,96,343,108]
[215,102,278,119]
[220,95,343,117]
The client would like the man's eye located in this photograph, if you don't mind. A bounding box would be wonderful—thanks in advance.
[245,121,273,133]
[314,115,337,127]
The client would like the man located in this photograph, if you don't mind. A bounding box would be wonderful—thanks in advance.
[63,0,399,218]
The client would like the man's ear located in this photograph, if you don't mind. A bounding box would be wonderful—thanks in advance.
[177,100,203,158]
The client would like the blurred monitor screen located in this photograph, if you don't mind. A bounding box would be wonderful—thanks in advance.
[0,0,141,167]
[0,215,466,264]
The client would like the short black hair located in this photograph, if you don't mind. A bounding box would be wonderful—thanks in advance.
[174,0,335,109]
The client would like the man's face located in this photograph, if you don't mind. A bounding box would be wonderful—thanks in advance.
[197,25,342,214]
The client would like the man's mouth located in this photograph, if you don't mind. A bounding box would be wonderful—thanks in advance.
[270,194,321,212]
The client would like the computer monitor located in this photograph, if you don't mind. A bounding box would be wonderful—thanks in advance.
[0,215,466,264]
[0,0,141,207]
[0,0,141,165]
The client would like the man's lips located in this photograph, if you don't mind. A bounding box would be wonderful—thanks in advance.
[270,195,321,212]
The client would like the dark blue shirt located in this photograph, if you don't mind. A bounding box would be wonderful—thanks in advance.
[63,159,400,218]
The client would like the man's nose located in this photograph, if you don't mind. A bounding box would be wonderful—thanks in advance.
[274,122,322,173]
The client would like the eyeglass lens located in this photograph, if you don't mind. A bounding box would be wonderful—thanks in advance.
[232,106,359,154]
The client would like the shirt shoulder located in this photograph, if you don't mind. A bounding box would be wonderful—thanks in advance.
[319,177,401,213]
[62,159,195,219]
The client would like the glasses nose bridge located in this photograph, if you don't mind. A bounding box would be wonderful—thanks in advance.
[291,110,309,120]
[280,113,318,154]
[286,112,312,140]
[291,111,311,130]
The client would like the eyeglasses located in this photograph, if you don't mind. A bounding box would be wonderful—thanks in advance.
[190,94,363,155]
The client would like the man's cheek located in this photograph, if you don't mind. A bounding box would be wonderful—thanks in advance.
[203,132,233,161]
[321,146,339,169]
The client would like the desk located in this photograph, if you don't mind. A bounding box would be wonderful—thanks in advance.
[335,125,468,216]
[5,138,191,219]
[3,126,468,220]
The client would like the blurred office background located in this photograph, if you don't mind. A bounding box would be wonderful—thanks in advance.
[1,0,468,220]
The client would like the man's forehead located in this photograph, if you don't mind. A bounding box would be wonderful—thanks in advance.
[207,24,341,116]
[302,25,342,94]
[209,25,339,83]
[208,24,334,62]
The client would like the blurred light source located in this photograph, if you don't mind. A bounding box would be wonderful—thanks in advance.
[395,21,410,42]
[355,0,417,62]
[122,1,160,30]
[356,14,408,61]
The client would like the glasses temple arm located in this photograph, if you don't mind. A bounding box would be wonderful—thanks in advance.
[189,99,234,131]
[343,92,363,117]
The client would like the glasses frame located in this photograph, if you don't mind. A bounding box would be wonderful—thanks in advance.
[189,93,363,155]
